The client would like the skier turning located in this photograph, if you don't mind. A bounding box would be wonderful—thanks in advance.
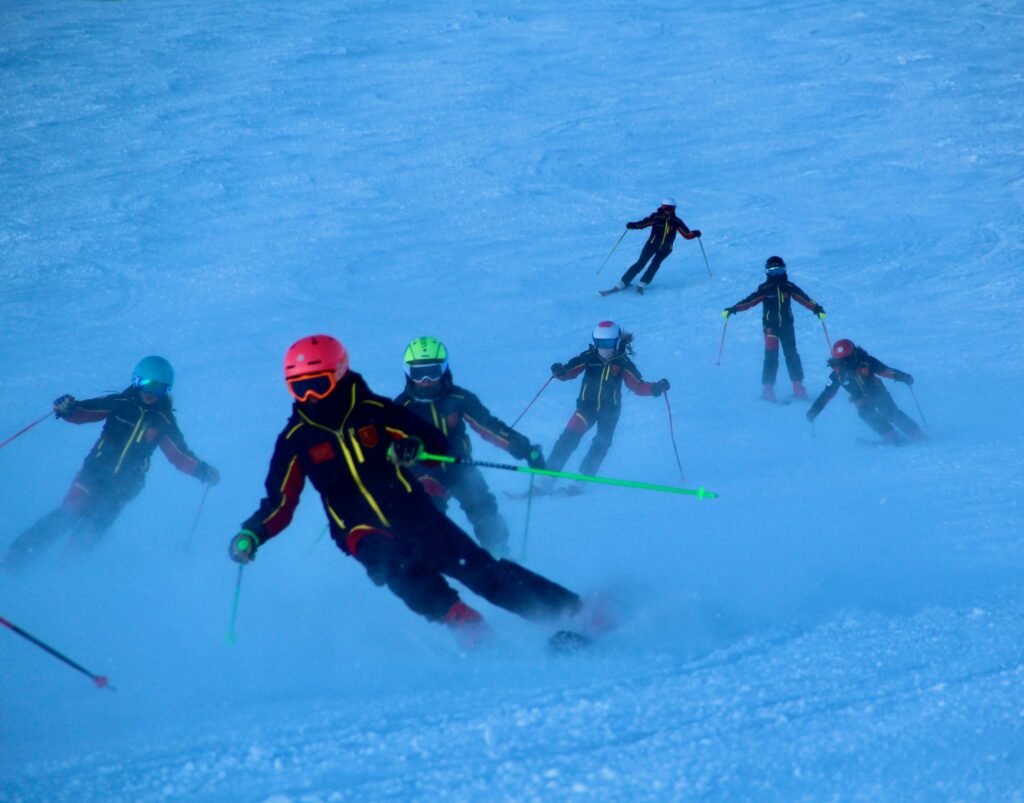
[806,339,925,445]
[2,357,219,569]
[603,197,702,295]
[228,335,582,646]
[542,321,669,494]
[394,337,544,558]
[722,256,826,402]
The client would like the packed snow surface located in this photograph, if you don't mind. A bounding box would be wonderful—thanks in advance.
[2,0,1023,800]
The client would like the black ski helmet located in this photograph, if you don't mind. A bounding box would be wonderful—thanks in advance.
[765,256,786,272]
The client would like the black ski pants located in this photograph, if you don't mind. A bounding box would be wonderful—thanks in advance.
[546,405,621,478]
[2,472,141,569]
[762,324,804,386]
[621,241,672,287]
[856,387,923,440]
[342,502,579,623]
[428,463,510,557]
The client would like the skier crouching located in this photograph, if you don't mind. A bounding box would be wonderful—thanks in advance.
[395,336,544,558]
[229,335,582,646]
[542,321,669,494]
[806,339,925,445]
[2,356,219,569]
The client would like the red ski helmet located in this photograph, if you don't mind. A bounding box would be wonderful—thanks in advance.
[284,334,349,380]
[831,339,855,360]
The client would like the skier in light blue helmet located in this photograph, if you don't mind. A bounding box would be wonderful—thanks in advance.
[2,356,219,569]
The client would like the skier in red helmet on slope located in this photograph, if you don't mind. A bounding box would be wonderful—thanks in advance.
[228,335,583,646]
[542,321,669,494]
[806,338,924,445]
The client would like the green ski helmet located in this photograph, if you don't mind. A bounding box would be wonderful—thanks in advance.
[132,355,174,397]
[403,337,449,384]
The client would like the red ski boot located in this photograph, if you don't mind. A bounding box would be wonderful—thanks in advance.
[792,381,808,400]
[444,601,491,649]
[761,385,776,402]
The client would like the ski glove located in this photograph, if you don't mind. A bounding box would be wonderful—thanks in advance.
[816,309,827,320]
[550,362,566,378]
[805,408,818,423]
[53,394,76,418]
[651,379,670,397]
[897,372,914,385]
[196,462,220,485]
[690,229,702,238]
[625,222,640,230]
[387,436,424,467]
[229,529,260,564]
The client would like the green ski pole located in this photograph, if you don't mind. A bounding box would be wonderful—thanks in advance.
[418,453,718,500]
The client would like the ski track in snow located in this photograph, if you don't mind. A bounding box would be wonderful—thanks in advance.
[1,0,1023,800]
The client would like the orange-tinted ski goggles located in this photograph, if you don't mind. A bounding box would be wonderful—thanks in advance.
[287,371,337,402]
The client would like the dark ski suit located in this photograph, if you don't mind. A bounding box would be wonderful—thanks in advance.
[620,206,700,288]
[547,342,662,481]
[395,372,537,557]
[726,273,824,387]
[3,388,213,568]
[240,371,579,624]
[807,347,923,442]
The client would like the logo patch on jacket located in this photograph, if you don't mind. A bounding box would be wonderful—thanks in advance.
[358,425,379,448]
[610,365,621,376]
[309,441,335,463]
[447,413,460,428]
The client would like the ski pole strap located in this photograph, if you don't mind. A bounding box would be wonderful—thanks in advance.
[418,453,718,499]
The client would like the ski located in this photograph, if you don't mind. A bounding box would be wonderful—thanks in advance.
[547,629,594,655]
[598,286,621,296]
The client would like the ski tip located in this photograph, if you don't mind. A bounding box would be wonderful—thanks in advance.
[547,629,594,656]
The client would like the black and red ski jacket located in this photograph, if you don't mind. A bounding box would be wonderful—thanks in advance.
[807,347,912,419]
[627,207,698,251]
[58,388,205,481]
[554,346,658,415]
[395,375,531,463]
[728,275,824,330]
[240,371,450,551]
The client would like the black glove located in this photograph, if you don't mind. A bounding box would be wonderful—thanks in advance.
[898,372,914,385]
[626,222,640,230]
[526,445,545,469]
[508,437,529,460]
[806,409,817,422]
[387,436,424,467]
[691,229,702,238]
[53,394,76,418]
[196,462,220,485]
[229,530,259,564]
[651,379,670,397]
[551,362,566,378]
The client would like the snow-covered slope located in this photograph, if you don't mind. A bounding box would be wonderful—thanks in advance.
[2,1,1022,800]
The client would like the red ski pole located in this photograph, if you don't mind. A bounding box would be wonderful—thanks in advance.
[510,376,554,428]
[0,411,52,450]
[663,392,686,483]
[715,320,729,366]
[0,615,113,690]
[820,318,832,351]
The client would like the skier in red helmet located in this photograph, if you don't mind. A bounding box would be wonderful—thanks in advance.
[602,197,702,295]
[542,322,669,494]
[228,335,582,646]
[806,339,924,445]
[722,256,826,402]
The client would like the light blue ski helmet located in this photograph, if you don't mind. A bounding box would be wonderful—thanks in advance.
[132,355,174,396]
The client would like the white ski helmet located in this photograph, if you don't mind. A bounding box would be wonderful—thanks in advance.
[661,196,677,208]
[592,320,621,349]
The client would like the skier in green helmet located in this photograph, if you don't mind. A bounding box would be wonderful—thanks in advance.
[2,356,219,569]
[394,337,544,558]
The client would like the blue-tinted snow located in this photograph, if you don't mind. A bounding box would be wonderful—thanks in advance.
[1,1,1023,800]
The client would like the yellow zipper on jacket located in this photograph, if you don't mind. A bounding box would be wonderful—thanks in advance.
[113,408,146,475]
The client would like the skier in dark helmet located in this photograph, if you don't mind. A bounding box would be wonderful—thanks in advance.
[229,335,582,647]
[603,197,702,295]
[394,336,544,558]
[806,339,925,445]
[722,256,826,402]
[542,321,670,494]
[2,356,219,569]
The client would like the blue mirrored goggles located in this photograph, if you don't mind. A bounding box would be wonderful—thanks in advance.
[134,377,171,397]
[766,266,787,276]
[593,338,619,349]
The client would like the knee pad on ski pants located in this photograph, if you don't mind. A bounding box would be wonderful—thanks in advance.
[567,411,592,434]
[764,330,780,351]
[345,525,400,587]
